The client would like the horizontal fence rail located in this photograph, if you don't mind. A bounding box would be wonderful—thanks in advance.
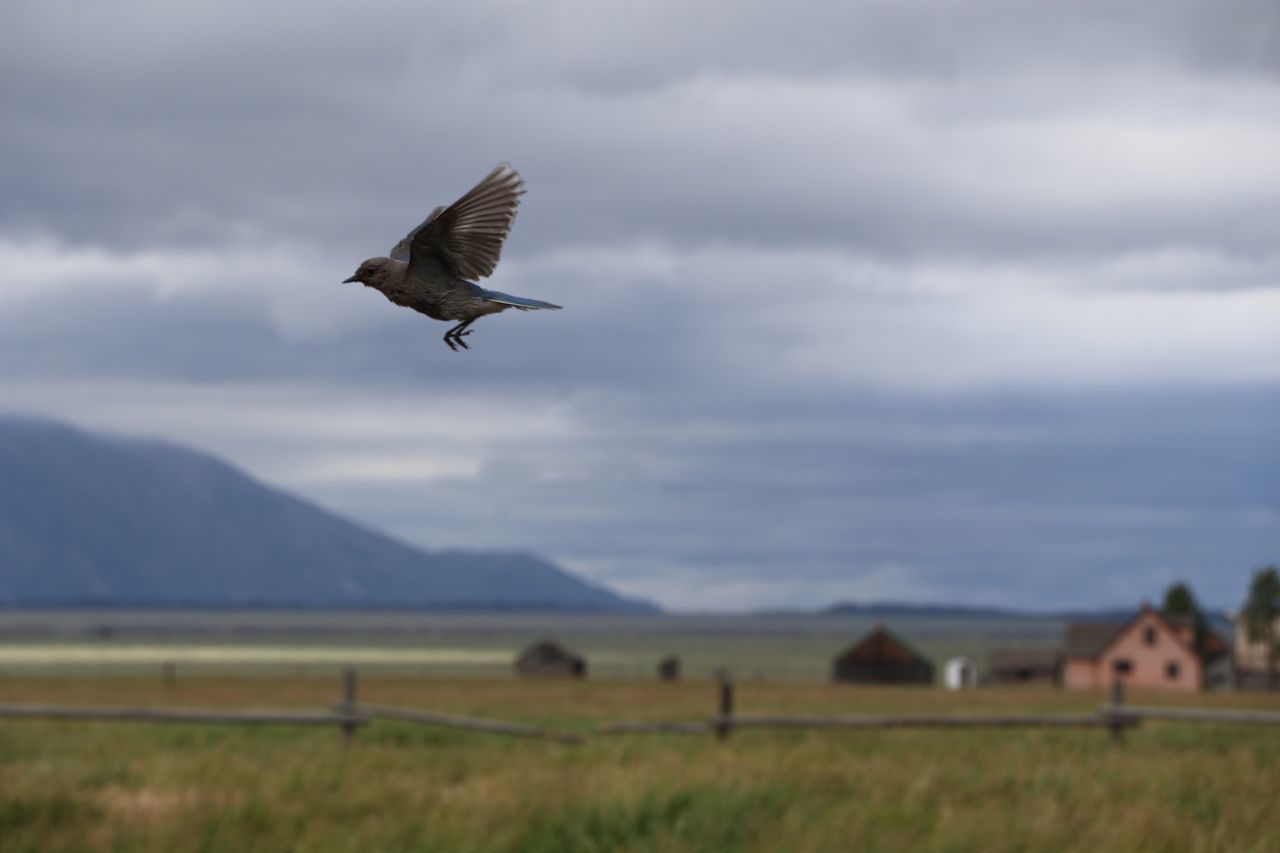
[0,703,367,727]
[5,671,1278,751]
[599,720,712,735]
[711,713,1134,730]
[1099,705,1280,726]
[349,702,584,744]
[599,714,1137,736]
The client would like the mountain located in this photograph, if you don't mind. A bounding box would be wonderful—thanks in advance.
[0,416,657,613]
[818,601,1222,625]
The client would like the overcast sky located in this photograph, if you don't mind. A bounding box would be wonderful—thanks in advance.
[2,0,1277,612]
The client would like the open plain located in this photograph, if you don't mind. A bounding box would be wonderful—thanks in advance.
[2,673,1278,852]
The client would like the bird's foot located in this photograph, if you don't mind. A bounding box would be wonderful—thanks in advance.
[443,331,471,351]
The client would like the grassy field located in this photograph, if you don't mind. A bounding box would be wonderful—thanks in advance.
[2,676,1279,852]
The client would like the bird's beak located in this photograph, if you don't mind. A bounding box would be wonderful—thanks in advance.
[343,274,360,283]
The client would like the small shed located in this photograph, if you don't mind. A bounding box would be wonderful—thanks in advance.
[944,656,978,690]
[1204,653,1235,692]
[657,655,681,681]
[514,639,587,679]
[989,647,1062,685]
[832,625,934,684]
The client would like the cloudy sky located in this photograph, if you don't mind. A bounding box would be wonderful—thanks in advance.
[2,0,1278,612]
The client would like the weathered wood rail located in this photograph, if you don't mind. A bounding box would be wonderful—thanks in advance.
[0,669,583,746]
[601,677,1280,740]
[600,713,1131,735]
[5,670,1278,750]
[349,702,584,744]
[1098,704,1280,726]
[713,713,1129,730]
[599,720,711,735]
[0,704,367,727]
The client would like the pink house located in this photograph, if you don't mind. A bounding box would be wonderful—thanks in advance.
[1063,605,1212,692]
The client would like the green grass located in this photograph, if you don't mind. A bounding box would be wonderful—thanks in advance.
[1,677,1278,852]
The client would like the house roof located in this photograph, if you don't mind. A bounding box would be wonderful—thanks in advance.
[1163,614,1231,660]
[989,647,1061,670]
[1064,621,1125,658]
[516,638,584,665]
[1201,629,1230,660]
[834,625,932,666]
[1065,605,1222,661]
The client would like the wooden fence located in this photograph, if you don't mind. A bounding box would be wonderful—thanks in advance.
[1097,704,1280,726]
[0,668,581,747]
[0,705,367,727]
[599,677,1280,743]
[3,672,1278,748]
[347,703,583,744]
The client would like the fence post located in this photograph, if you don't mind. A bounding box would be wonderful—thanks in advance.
[1109,678,1125,744]
[341,668,358,749]
[716,671,735,740]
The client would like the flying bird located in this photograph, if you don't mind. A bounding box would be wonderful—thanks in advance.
[344,163,561,351]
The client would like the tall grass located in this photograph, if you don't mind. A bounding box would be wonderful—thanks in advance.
[1,677,1278,852]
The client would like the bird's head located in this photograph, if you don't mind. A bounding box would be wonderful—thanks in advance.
[343,257,392,288]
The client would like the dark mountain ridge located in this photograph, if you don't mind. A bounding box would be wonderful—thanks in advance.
[0,415,656,613]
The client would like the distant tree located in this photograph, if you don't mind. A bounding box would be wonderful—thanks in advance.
[1161,581,1208,654]
[1242,566,1280,689]
[1162,582,1196,615]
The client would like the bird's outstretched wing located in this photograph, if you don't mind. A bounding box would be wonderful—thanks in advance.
[394,163,525,282]
[389,207,442,262]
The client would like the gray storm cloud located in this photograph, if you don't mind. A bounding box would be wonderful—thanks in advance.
[1,0,1277,609]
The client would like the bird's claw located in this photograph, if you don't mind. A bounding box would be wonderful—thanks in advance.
[443,330,471,351]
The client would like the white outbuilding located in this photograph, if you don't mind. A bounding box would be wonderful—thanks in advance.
[944,656,978,690]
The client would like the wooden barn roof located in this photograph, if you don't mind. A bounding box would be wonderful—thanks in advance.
[834,625,931,666]
[516,639,584,664]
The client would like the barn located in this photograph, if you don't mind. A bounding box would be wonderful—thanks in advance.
[513,639,587,679]
[988,647,1062,685]
[831,625,934,684]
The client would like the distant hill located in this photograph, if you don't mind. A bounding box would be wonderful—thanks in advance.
[819,601,1225,627]
[821,602,1031,619]
[0,416,657,613]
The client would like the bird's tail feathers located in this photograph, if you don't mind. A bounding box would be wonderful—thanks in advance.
[481,289,563,311]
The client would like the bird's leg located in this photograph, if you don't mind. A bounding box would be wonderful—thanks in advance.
[452,320,475,350]
[443,320,475,351]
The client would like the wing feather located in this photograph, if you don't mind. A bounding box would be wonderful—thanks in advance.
[389,206,443,261]
[403,164,525,281]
